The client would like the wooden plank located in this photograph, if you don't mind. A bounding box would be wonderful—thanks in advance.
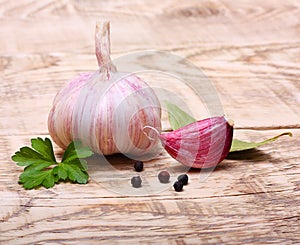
[1,0,299,129]
[1,192,299,244]
[0,0,300,244]
[0,0,299,54]
[1,51,299,134]
[1,130,299,243]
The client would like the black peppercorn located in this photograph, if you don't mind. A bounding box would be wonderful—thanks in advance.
[158,170,170,183]
[134,161,144,172]
[177,174,188,185]
[131,176,142,188]
[173,181,183,192]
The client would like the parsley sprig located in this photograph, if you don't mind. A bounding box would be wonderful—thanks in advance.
[11,138,93,189]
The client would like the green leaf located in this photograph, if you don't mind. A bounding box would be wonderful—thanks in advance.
[13,138,92,189]
[57,165,68,180]
[31,137,56,162]
[24,161,53,172]
[67,165,88,184]
[12,146,48,166]
[62,140,93,163]
[52,165,59,175]
[19,170,54,189]
[79,159,88,171]
[74,145,94,159]
[12,138,56,167]
[19,169,38,182]
[165,101,196,130]
[60,161,88,184]
[51,166,60,183]
[42,171,56,188]
[67,158,88,171]
[229,132,293,152]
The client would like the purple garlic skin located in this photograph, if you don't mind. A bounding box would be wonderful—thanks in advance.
[48,72,92,149]
[48,22,161,156]
[160,116,233,169]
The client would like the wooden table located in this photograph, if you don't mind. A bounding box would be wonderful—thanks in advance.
[1,1,299,244]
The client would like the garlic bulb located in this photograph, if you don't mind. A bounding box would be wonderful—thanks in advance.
[48,22,161,156]
[159,116,233,169]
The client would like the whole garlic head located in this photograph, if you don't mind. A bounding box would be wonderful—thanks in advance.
[48,22,161,156]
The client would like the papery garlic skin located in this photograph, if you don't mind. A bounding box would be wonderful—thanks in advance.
[48,72,93,149]
[160,116,233,169]
[71,72,161,156]
[48,22,161,156]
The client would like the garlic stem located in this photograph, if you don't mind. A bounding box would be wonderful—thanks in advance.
[95,21,117,78]
[142,126,160,141]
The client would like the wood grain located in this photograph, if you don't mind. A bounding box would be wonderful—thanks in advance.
[1,0,300,244]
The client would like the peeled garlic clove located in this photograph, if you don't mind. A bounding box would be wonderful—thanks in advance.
[160,116,233,169]
[48,22,161,157]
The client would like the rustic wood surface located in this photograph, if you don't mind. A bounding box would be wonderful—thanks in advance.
[1,0,300,244]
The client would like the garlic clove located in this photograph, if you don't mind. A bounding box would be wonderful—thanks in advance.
[159,116,233,169]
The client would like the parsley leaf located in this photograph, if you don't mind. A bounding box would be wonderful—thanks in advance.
[19,169,56,189]
[11,138,93,189]
[62,140,93,163]
[31,137,56,162]
[59,161,89,184]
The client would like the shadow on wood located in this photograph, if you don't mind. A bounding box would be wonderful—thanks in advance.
[226,149,273,161]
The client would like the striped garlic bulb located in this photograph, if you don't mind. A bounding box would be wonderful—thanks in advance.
[48,22,161,156]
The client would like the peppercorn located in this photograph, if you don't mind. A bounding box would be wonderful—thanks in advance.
[177,174,188,185]
[134,161,144,172]
[173,181,183,192]
[131,176,142,188]
[158,170,170,183]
